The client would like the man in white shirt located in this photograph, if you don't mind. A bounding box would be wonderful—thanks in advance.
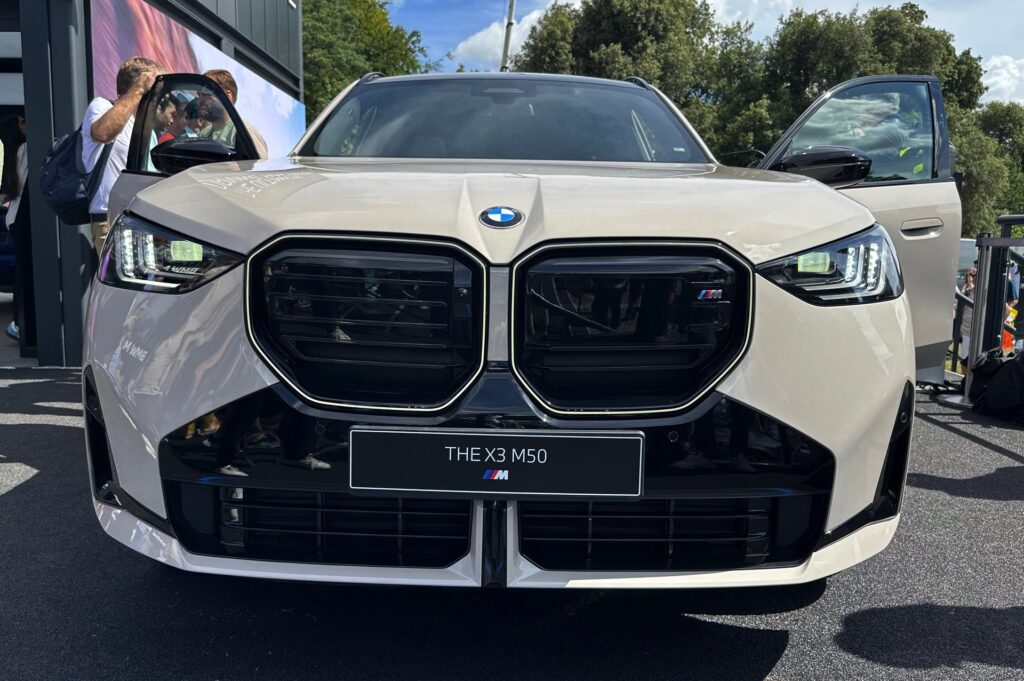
[81,56,162,254]
[199,69,269,159]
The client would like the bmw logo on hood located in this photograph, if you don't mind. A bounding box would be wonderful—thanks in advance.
[479,206,524,229]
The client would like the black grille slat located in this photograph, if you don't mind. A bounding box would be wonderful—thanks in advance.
[269,292,449,308]
[217,502,471,517]
[269,272,451,286]
[249,239,484,409]
[224,527,469,540]
[520,512,766,520]
[522,535,767,543]
[514,245,751,413]
[269,315,449,330]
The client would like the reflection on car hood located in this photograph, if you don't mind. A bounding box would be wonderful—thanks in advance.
[129,157,875,264]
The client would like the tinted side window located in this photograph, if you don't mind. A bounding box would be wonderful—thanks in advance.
[133,77,244,174]
[788,82,934,183]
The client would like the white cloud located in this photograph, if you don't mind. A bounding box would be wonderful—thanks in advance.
[453,7,547,70]
[453,0,586,70]
[709,0,797,28]
[983,55,1024,103]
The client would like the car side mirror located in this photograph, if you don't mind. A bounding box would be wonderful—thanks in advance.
[150,137,239,175]
[771,146,872,189]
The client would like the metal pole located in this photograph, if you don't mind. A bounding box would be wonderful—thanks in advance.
[500,0,516,72]
[940,235,992,408]
[964,238,994,399]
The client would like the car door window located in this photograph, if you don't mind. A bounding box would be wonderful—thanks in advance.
[786,81,934,183]
[128,74,256,175]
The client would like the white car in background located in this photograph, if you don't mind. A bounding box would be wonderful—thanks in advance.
[84,72,959,588]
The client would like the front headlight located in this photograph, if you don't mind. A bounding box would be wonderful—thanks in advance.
[98,214,242,294]
[756,224,903,305]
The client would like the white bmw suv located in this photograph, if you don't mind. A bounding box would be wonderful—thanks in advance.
[85,72,960,588]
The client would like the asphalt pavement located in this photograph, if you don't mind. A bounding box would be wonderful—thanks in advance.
[0,368,1021,680]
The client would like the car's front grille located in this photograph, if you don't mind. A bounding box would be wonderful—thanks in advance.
[165,483,474,568]
[518,495,825,571]
[512,243,751,414]
[247,236,485,410]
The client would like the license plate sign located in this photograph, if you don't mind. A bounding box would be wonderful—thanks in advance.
[349,428,644,498]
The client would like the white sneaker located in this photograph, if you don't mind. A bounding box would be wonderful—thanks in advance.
[299,455,331,471]
[218,464,249,477]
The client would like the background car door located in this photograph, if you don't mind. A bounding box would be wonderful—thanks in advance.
[107,73,260,221]
[759,75,961,384]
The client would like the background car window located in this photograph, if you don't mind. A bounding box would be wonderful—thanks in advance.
[307,79,706,164]
[135,78,241,173]
[788,81,934,183]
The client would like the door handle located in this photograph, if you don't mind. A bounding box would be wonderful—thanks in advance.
[899,217,944,237]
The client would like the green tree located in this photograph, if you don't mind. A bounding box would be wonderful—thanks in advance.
[514,0,716,107]
[303,0,367,123]
[978,101,1024,163]
[977,101,1024,231]
[763,9,868,115]
[302,0,440,123]
[949,106,1011,236]
[512,0,1007,229]
[860,4,984,109]
[513,3,580,74]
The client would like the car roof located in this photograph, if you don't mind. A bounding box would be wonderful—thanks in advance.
[364,72,646,90]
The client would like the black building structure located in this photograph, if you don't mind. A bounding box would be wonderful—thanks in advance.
[13,0,303,366]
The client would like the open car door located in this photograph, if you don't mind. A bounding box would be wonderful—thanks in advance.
[108,72,260,221]
[758,75,961,384]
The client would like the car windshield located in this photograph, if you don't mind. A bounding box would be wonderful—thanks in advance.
[301,77,707,164]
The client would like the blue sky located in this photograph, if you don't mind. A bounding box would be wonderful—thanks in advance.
[389,0,1024,102]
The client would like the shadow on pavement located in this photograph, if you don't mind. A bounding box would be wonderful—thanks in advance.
[916,396,1024,465]
[908,466,1024,502]
[835,604,1024,672]
[95,571,795,680]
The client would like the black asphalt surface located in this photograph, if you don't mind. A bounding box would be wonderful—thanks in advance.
[0,368,1021,680]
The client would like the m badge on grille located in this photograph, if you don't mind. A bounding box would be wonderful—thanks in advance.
[698,289,724,300]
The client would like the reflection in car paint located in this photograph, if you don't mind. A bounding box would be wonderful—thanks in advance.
[195,172,309,199]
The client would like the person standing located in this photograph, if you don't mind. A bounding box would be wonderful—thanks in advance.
[1,114,27,341]
[958,268,976,372]
[81,56,162,254]
[200,69,269,159]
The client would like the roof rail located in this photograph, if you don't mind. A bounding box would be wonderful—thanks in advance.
[360,72,386,84]
[624,76,652,90]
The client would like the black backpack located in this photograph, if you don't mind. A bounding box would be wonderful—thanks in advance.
[972,351,1024,421]
[38,126,113,225]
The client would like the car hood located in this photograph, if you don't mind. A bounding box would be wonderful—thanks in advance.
[129,157,875,265]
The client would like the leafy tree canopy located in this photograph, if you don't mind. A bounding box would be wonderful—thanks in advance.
[303,0,439,123]
[513,1,1020,235]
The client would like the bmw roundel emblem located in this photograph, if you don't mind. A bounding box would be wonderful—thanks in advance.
[479,206,524,229]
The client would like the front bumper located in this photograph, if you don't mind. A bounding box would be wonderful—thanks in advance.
[95,499,900,588]
[84,262,915,587]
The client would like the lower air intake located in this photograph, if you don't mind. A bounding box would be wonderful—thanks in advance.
[166,483,474,568]
[518,495,825,571]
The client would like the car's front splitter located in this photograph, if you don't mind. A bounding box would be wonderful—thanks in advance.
[95,499,898,588]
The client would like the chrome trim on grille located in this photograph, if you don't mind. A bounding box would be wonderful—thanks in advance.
[244,233,489,413]
[508,240,755,416]
[486,267,510,363]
